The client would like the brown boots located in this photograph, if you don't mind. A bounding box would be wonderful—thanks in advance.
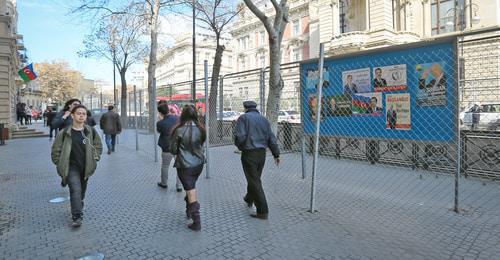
[187,201,201,231]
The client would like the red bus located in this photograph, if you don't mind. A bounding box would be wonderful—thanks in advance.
[156,93,206,113]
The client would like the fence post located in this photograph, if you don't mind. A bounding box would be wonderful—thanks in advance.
[90,94,93,111]
[139,89,143,129]
[301,134,307,179]
[128,92,132,128]
[454,37,462,213]
[204,60,210,179]
[219,76,224,140]
[153,78,158,163]
[309,43,325,213]
[134,85,138,151]
[259,68,266,115]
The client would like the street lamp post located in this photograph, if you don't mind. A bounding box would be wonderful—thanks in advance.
[192,0,196,104]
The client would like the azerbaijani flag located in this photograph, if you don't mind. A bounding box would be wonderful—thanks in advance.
[351,94,370,114]
[18,63,37,83]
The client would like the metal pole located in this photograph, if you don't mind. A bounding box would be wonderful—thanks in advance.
[454,37,462,213]
[128,92,132,128]
[301,134,307,179]
[153,78,158,163]
[219,76,224,140]
[139,89,143,129]
[113,52,117,105]
[100,91,103,110]
[309,43,325,213]
[192,0,196,104]
[259,68,265,114]
[204,60,210,179]
[134,86,139,151]
[90,94,93,111]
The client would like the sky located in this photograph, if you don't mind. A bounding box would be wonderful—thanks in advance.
[16,0,194,91]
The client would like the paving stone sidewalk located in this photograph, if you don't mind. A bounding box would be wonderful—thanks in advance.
[0,128,499,259]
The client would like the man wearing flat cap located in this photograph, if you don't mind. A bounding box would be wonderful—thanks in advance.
[233,101,280,219]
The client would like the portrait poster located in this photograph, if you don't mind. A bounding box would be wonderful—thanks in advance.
[306,67,330,90]
[373,64,407,92]
[385,93,411,130]
[415,62,447,106]
[351,93,383,116]
[307,94,322,121]
[324,95,352,117]
[342,68,371,94]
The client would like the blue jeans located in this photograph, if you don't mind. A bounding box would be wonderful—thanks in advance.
[105,134,116,151]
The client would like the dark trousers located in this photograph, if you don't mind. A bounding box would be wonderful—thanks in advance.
[17,113,24,125]
[49,127,58,138]
[67,166,88,218]
[241,149,268,214]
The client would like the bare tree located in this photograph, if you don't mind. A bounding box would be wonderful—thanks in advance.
[243,0,289,132]
[188,0,241,141]
[79,11,148,125]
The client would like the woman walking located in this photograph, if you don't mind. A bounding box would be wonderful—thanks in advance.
[51,105,102,227]
[170,104,206,231]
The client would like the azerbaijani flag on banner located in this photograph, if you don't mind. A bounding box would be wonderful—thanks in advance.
[18,63,37,83]
[351,94,370,114]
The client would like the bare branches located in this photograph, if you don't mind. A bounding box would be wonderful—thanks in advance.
[243,0,273,35]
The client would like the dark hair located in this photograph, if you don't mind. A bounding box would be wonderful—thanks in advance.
[158,100,168,106]
[108,105,114,111]
[63,99,81,111]
[157,104,169,116]
[375,68,382,73]
[347,74,352,78]
[370,97,378,102]
[87,110,92,116]
[172,104,206,144]
[71,104,88,114]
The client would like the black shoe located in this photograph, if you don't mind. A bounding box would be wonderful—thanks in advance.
[157,182,168,189]
[176,188,183,192]
[250,213,268,220]
[243,197,253,208]
[72,217,82,228]
[61,178,67,188]
[107,150,112,155]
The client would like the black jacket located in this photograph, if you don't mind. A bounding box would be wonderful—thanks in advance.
[100,111,122,135]
[233,109,280,158]
[170,123,206,169]
[52,111,73,131]
[157,115,178,153]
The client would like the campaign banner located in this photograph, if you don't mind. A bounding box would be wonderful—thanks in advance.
[342,68,371,94]
[324,95,352,117]
[352,93,383,116]
[385,93,411,130]
[373,64,407,92]
[306,67,331,90]
[416,62,447,106]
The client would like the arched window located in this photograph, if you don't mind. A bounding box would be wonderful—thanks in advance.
[339,0,347,33]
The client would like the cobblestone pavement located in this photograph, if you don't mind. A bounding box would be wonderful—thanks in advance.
[1,126,499,259]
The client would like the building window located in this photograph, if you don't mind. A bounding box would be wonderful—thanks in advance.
[431,0,465,35]
[228,55,233,65]
[293,48,301,62]
[260,56,266,68]
[292,19,300,36]
[259,31,265,46]
[339,0,347,33]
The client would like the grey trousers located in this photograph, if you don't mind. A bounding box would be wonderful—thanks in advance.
[161,152,182,189]
[67,166,88,218]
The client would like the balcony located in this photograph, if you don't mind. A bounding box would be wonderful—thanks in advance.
[330,31,369,51]
[393,31,421,44]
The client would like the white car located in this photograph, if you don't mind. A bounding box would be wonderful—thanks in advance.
[278,110,301,124]
[462,103,500,131]
[217,111,240,121]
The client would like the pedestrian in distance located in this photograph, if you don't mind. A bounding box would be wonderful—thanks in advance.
[99,105,122,155]
[25,105,33,125]
[51,105,103,228]
[233,101,281,220]
[86,110,97,127]
[170,104,206,231]
[52,99,81,131]
[16,102,25,125]
[47,107,58,141]
[156,102,183,191]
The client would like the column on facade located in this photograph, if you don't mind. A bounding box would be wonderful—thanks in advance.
[368,0,394,32]
[318,0,340,43]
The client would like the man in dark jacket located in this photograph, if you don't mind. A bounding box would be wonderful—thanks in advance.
[99,105,122,154]
[52,99,81,131]
[156,103,182,191]
[233,101,281,219]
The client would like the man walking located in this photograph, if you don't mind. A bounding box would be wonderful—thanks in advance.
[233,101,281,220]
[100,105,121,154]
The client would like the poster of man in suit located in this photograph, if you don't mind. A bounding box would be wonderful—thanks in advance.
[342,68,371,94]
[416,62,447,106]
[372,64,407,92]
[385,93,411,130]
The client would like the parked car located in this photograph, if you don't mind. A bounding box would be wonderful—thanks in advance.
[278,110,301,124]
[462,103,500,131]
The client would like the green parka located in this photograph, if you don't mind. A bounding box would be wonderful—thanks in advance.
[51,125,103,182]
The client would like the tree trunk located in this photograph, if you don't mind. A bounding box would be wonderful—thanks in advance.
[208,41,224,143]
[120,68,128,127]
[147,0,161,133]
[266,37,284,134]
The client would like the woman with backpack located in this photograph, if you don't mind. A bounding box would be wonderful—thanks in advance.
[170,104,206,231]
[51,104,102,228]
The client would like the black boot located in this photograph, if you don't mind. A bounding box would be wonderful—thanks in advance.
[184,196,190,219]
[187,201,201,231]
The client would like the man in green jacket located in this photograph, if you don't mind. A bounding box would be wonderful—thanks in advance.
[51,104,103,227]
